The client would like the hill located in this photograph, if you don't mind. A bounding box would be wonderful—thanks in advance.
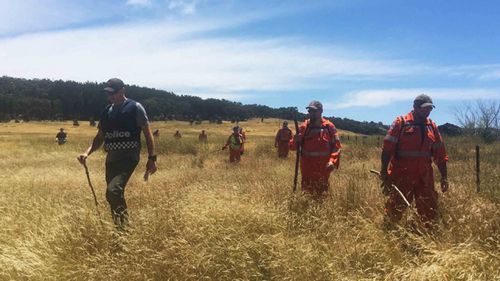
[0,76,387,134]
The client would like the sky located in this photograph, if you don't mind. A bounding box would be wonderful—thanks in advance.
[1,0,500,125]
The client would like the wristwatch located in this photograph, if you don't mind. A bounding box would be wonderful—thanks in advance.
[148,155,157,162]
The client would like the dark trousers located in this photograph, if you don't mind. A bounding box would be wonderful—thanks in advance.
[105,159,139,227]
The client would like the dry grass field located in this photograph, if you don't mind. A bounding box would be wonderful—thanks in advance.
[0,119,498,281]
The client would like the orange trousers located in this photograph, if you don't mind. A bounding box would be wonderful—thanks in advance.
[229,148,241,163]
[385,167,438,223]
[300,155,332,195]
[277,142,290,158]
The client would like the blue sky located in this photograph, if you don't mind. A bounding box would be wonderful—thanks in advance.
[1,0,499,124]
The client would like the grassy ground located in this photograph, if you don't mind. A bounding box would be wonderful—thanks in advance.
[0,119,498,281]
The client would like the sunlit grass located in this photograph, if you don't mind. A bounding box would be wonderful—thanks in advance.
[0,119,498,280]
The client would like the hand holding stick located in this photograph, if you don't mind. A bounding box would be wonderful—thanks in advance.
[370,169,410,207]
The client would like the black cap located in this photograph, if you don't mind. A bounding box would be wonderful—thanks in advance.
[103,78,124,93]
[306,100,323,111]
[413,94,435,108]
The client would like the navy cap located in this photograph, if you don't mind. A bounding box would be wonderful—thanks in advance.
[103,78,124,93]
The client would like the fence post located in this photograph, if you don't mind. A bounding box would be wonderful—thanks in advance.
[476,145,480,192]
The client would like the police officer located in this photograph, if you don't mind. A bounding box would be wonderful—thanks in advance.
[56,128,67,145]
[77,78,157,229]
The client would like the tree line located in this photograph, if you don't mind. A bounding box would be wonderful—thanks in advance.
[0,76,387,135]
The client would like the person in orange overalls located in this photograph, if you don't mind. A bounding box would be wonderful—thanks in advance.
[199,130,208,142]
[290,101,342,195]
[174,130,182,139]
[379,94,449,227]
[222,126,245,163]
[153,129,159,138]
[275,121,293,158]
[238,126,246,155]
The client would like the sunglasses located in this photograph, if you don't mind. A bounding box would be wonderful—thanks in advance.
[419,106,434,111]
[308,109,319,113]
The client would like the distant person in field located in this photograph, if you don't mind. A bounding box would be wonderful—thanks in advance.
[379,94,448,228]
[73,119,80,126]
[89,118,96,127]
[153,129,160,138]
[199,130,208,142]
[174,130,182,139]
[77,78,157,230]
[222,126,245,163]
[275,121,293,158]
[290,101,342,195]
[238,126,246,155]
[56,128,67,145]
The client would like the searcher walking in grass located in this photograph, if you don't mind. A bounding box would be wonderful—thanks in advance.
[222,126,245,163]
[290,100,342,196]
[77,78,157,230]
[275,121,293,158]
[379,94,449,229]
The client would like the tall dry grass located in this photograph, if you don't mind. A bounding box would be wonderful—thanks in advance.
[0,119,498,281]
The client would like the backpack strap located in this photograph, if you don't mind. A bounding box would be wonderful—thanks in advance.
[427,118,442,153]
[323,123,336,154]
[395,115,406,159]
[300,119,311,152]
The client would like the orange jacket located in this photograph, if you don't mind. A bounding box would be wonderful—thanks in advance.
[275,127,293,144]
[290,118,342,168]
[383,111,448,170]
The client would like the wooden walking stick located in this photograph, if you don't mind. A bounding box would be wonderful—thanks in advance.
[83,162,100,209]
[81,162,104,226]
[293,118,301,192]
[370,169,410,207]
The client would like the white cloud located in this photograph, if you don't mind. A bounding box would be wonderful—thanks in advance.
[479,70,500,80]
[0,18,422,96]
[0,1,104,36]
[332,88,500,109]
[168,0,197,15]
[126,0,152,7]
[0,10,499,102]
[433,64,500,80]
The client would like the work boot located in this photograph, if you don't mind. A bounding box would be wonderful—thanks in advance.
[112,207,129,231]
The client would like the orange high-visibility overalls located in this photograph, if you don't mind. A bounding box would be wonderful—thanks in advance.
[290,118,341,194]
[383,112,448,222]
[275,127,293,158]
[199,133,208,142]
[225,133,244,163]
